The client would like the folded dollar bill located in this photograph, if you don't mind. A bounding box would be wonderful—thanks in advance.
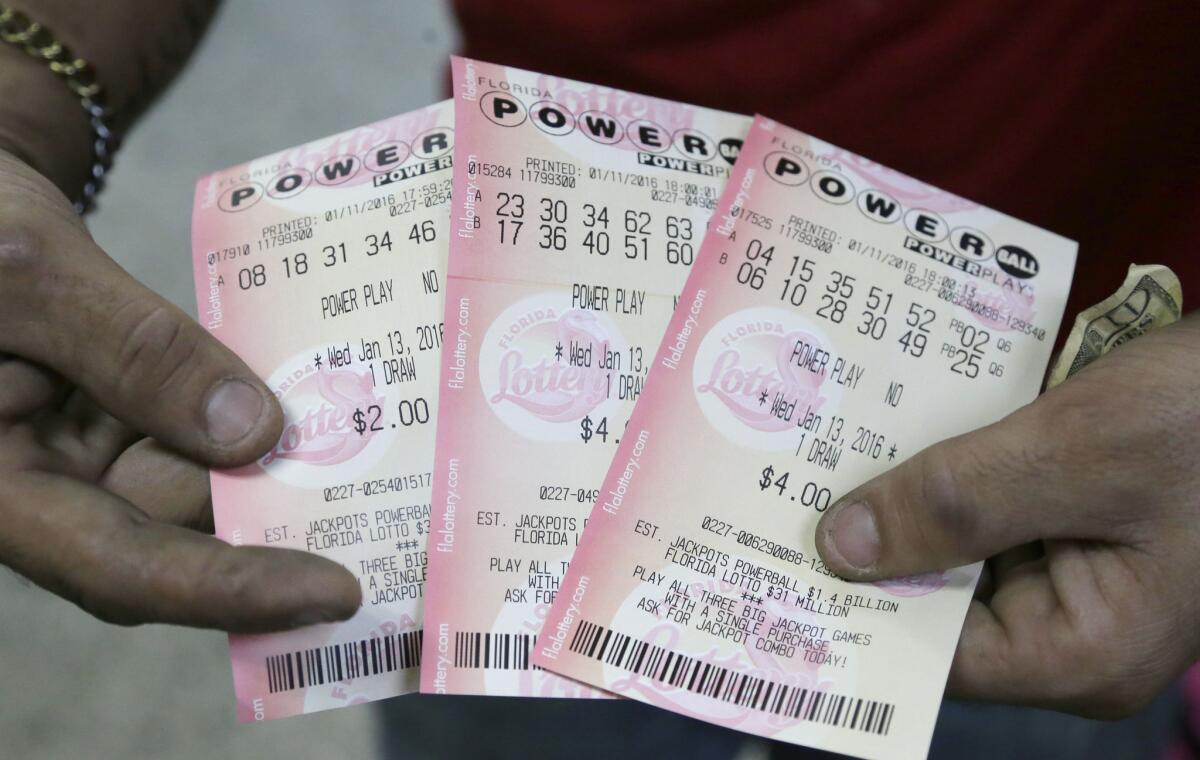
[1047,264,1182,388]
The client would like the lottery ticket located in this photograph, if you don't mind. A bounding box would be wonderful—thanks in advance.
[534,115,1077,759]
[191,100,454,721]
[420,57,750,697]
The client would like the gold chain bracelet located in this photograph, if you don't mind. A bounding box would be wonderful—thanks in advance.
[0,5,117,214]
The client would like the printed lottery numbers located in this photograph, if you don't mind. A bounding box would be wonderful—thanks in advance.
[856,286,894,340]
[490,196,695,267]
[493,193,572,252]
[816,270,854,324]
[238,263,267,290]
[898,303,936,358]
[538,197,568,252]
[779,256,815,306]
[277,228,424,283]
[408,220,437,245]
[624,210,650,260]
[949,323,990,379]
[281,253,308,278]
[582,203,610,255]
[495,191,525,244]
[736,238,774,290]
[323,242,348,268]
[664,215,694,265]
[365,232,393,255]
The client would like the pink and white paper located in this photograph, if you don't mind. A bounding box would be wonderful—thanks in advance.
[421,57,750,697]
[534,115,1077,759]
[191,101,453,720]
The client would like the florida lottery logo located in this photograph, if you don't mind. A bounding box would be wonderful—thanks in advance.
[258,347,398,487]
[693,307,840,451]
[480,293,626,441]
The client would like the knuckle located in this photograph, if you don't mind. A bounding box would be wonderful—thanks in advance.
[1031,389,1146,494]
[941,413,1047,516]
[1019,394,1148,531]
[68,510,153,628]
[0,357,63,421]
[0,224,60,313]
[112,303,203,397]
[0,222,46,274]
[0,208,91,313]
[209,551,259,610]
[898,416,1051,557]
[904,444,980,550]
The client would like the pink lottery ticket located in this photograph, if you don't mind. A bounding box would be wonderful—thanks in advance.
[191,100,454,721]
[420,57,750,697]
[534,115,1077,758]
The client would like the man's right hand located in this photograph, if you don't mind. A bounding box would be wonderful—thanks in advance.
[0,147,362,632]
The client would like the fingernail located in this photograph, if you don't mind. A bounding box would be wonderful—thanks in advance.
[205,379,265,445]
[826,501,881,570]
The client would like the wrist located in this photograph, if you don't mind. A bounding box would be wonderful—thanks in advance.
[0,40,91,197]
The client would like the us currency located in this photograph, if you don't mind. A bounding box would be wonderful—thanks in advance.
[1046,264,1183,388]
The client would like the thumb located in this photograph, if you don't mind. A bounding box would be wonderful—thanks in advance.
[813,401,1096,580]
[0,216,281,468]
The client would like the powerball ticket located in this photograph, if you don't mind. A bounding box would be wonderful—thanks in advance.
[534,115,1076,759]
[191,100,453,721]
[420,57,750,697]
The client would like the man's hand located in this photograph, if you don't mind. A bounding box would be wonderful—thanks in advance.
[0,148,361,632]
[815,312,1200,718]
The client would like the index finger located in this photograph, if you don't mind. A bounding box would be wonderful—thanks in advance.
[0,194,282,467]
[1,470,361,632]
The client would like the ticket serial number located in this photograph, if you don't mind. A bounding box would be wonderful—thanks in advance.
[323,472,432,502]
[697,516,839,578]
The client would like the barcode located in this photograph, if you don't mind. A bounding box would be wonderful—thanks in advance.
[265,630,422,694]
[569,621,895,736]
[453,631,537,670]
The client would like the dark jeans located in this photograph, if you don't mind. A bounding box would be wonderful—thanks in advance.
[377,685,1181,759]
[378,695,743,760]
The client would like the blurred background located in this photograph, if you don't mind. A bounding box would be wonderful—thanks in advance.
[2,2,457,758]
